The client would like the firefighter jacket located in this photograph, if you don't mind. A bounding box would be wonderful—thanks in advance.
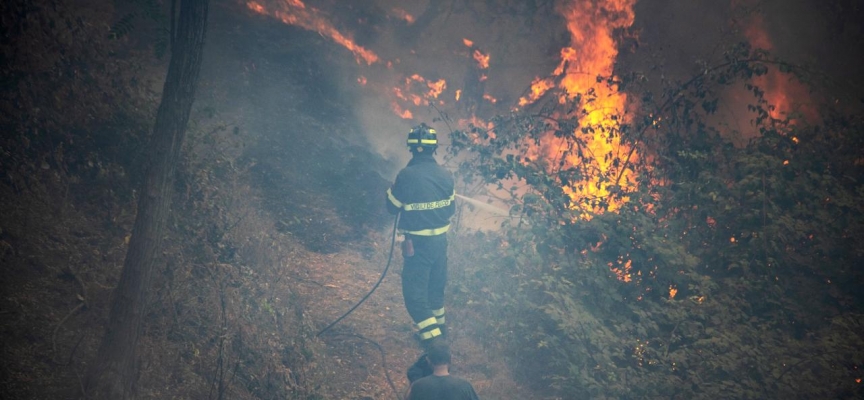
[386,154,455,236]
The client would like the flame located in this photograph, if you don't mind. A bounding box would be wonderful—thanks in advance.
[391,101,413,119]
[610,259,633,282]
[739,8,817,122]
[520,0,638,216]
[390,74,446,117]
[518,76,556,106]
[669,285,677,299]
[472,49,490,69]
[246,0,379,65]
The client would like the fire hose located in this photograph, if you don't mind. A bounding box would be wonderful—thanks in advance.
[315,213,403,400]
[315,212,400,337]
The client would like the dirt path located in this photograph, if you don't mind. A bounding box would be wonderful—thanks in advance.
[286,228,539,400]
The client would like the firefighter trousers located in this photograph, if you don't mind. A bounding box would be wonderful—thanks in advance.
[401,233,448,342]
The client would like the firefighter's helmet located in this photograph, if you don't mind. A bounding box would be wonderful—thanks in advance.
[407,124,438,153]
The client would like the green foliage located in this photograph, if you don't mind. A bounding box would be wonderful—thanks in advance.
[450,43,864,399]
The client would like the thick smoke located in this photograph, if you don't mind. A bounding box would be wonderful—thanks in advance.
[218,0,862,183]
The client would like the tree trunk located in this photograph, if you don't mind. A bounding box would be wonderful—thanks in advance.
[84,0,209,398]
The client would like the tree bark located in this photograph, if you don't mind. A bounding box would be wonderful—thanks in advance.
[84,0,209,398]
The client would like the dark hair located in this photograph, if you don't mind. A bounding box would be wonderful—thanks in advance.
[426,341,451,366]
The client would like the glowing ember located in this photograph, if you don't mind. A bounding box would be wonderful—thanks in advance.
[669,285,677,299]
[246,0,379,65]
[472,49,490,69]
[391,7,415,24]
[610,259,633,282]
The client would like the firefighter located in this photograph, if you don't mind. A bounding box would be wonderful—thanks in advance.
[386,123,456,349]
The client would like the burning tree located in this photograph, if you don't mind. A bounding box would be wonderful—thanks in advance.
[447,36,864,399]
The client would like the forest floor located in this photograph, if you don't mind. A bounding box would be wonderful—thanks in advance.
[0,167,540,400]
[0,2,542,397]
[285,226,536,400]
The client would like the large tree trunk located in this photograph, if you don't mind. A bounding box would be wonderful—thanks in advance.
[84,0,209,398]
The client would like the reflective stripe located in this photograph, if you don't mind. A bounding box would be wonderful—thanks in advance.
[432,308,445,317]
[418,328,442,340]
[436,316,446,324]
[403,193,455,211]
[404,224,450,236]
[416,317,438,330]
[386,188,403,208]
[406,139,438,145]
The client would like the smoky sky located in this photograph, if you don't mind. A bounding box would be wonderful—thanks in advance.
[200,0,863,169]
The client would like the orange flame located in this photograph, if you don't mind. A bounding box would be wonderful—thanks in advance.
[521,0,637,216]
[246,0,379,65]
[389,74,447,117]
[391,101,413,120]
[739,8,817,122]
[473,49,490,69]
[518,77,556,106]
[610,259,633,282]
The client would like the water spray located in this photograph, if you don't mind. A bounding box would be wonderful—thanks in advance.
[454,193,510,216]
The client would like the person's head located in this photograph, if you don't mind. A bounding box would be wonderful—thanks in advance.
[425,341,451,367]
[406,123,438,155]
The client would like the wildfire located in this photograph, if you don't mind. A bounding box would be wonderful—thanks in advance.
[519,0,638,216]
[472,49,490,70]
[388,74,447,118]
[245,0,379,65]
[610,259,633,283]
[518,76,556,106]
[737,5,817,123]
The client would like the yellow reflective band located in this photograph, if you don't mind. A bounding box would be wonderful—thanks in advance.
[386,188,403,208]
[418,328,442,340]
[432,308,445,317]
[416,317,438,330]
[407,139,437,144]
[404,224,450,236]
[428,129,436,134]
[403,193,455,211]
